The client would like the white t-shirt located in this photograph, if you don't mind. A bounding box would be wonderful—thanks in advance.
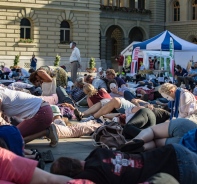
[41,77,57,96]
[69,47,81,64]
[0,86,42,119]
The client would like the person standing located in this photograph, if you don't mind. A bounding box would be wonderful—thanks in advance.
[30,54,37,71]
[116,54,124,74]
[69,42,81,83]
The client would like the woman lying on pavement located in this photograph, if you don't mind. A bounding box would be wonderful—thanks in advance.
[23,105,102,143]
[0,147,94,184]
[83,83,112,107]
[50,144,197,184]
[120,118,197,152]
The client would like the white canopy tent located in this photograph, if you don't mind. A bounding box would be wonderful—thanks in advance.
[132,30,197,68]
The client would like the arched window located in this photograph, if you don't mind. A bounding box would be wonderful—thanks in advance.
[192,0,197,20]
[60,21,70,44]
[173,1,180,21]
[20,18,31,39]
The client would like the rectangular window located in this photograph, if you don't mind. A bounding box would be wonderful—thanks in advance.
[26,28,31,39]
[60,30,64,42]
[65,30,70,43]
[20,28,24,39]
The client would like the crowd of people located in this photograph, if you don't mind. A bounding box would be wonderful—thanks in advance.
[1,48,197,183]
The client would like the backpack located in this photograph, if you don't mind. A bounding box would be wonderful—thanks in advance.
[56,86,75,106]
[92,121,126,150]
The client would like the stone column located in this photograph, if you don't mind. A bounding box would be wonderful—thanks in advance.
[112,0,116,6]
[100,36,107,69]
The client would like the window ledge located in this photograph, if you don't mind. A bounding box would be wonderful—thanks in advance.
[18,43,37,47]
[58,44,70,49]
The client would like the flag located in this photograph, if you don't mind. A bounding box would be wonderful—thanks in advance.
[169,37,175,77]
[131,47,140,74]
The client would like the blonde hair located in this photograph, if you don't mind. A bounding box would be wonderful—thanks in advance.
[106,69,116,76]
[83,83,97,97]
[158,83,177,95]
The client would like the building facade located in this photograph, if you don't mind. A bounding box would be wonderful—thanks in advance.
[0,0,196,71]
[0,0,100,70]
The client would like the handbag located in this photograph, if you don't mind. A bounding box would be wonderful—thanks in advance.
[92,121,126,150]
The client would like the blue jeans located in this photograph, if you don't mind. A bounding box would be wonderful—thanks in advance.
[166,118,197,145]
[123,90,136,101]
[172,143,197,183]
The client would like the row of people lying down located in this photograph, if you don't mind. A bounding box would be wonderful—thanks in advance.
[1,123,197,184]
[1,83,197,183]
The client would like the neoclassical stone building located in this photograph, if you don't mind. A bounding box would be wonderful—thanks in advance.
[0,0,197,70]
[0,0,100,70]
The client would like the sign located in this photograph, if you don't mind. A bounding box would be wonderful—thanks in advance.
[131,47,140,74]
[169,37,175,79]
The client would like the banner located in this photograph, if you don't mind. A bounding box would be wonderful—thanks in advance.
[131,47,140,74]
[169,37,175,77]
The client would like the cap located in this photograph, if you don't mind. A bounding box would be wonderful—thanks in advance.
[98,67,103,72]
[51,105,62,117]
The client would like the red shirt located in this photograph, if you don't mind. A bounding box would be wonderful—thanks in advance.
[149,60,154,70]
[0,148,37,184]
[117,55,124,66]
[89,89,111,105]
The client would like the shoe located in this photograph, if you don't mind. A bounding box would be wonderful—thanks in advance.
[47,124,59,147]
[120,139,144,152]
[37,158,45,170]
[41,150,54,163]
[74,109,83,121]
[80,116,94,122]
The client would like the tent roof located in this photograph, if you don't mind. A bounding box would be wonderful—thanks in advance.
[121,41,140,56]
[133,30,197,51]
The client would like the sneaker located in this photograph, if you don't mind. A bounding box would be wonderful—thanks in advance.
[47,124,58,147]
[74,109,83,121]
[81,116,94,122]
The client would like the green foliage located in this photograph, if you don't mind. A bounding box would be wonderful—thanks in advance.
[89,57,96,69]
[19,39,34,43]
[14,54,20,66]
[54,54,61,66]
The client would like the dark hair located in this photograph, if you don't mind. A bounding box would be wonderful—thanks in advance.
[29,68,35,73]
[86,75,93,83]
[50,157,83,177]
[29,72,38,84]
[176,65,181,70]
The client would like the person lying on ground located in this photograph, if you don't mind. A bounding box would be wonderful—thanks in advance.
[159,83,197,122]
[23,105,102,143]
[83,83,111,107]
[103,69,126,92]
[74,97,135,121]
[70,77,86,103]
[85,74,107,90]
[50,144,197,184]
[108,79,136,100]
[121,118,197,152]
[0,147,94,184]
